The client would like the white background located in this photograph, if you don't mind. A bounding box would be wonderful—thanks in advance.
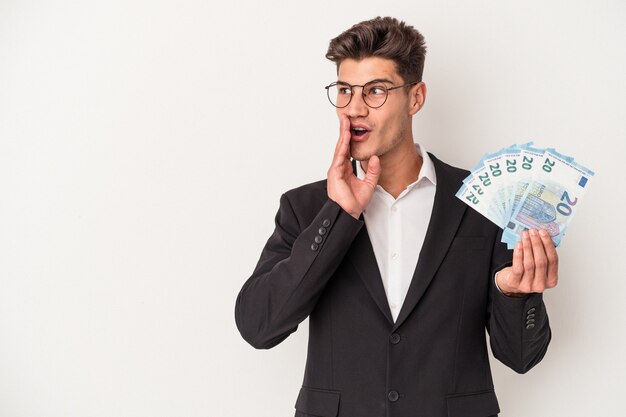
[1,1,625,416]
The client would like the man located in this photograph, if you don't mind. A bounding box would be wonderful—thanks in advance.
[235,16,558,417]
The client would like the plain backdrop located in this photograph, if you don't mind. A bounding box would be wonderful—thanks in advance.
[1,1,625,416]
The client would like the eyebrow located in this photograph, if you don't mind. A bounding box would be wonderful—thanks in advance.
[336,78,395,85]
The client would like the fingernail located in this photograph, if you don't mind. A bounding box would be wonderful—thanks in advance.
[530,229,537,236]
[539,229,548,237]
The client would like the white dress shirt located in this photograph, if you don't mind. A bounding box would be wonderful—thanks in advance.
[355,143,437,322]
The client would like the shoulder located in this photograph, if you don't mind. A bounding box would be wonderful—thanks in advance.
[428,152,502,235]
[269,179,334,231]
[427,152,470,186]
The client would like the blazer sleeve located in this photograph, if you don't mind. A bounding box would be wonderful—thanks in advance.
[235,193,364,349]
[486,230,552,374]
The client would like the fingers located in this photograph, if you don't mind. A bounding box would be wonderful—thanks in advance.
[340,113,351,140]
[362,155,381,188]
[500,228,560,296]
[514,229,559,293]
[333,114,345,154]
[520,230,536,292]
[511,240,524,284]
[529,229,559,291]
[332,114,351,168]
[528,229,546,283]
[539,229,559,288]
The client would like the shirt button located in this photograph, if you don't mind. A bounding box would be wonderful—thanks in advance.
[390,333,401,344]
[390,303,397,310]
[391,206,398,212]
[388,390,399,402]
[391,252,398,260]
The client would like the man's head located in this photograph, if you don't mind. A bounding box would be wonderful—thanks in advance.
[326,16,426,84]
[325,17,427,163]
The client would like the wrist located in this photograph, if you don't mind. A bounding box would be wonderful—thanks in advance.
[328,196,361,220]
[501,289,529,298]
[495,269,529,298]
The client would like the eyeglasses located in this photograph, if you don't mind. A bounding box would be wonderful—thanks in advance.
[324,80,419,109]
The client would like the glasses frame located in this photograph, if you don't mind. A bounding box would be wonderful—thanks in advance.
[324,80,419,109]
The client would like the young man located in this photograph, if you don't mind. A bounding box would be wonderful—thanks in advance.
[235,16,558,417]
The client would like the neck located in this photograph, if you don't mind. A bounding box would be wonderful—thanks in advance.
[361,139,423,199]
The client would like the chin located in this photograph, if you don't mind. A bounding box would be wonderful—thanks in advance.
[349,145,374,162]
[350,152,369,162]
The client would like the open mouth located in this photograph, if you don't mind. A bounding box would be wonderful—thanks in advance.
[350,126,370,140]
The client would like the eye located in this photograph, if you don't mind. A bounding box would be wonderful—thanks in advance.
[338,86,352,95]
[366,85,387,95]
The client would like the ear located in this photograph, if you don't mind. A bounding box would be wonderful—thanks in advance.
[408,82,426,115]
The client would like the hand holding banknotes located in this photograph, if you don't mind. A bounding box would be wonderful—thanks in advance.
[496,228,559,297]
[457,142,593,296]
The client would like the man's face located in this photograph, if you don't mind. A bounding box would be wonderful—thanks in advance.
[336,57,416,162]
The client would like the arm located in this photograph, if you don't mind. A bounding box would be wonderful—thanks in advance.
[235,114,381,349]
[234,194,363,349]
[487,229,556,373]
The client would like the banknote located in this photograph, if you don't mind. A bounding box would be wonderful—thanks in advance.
[456,144,594,248]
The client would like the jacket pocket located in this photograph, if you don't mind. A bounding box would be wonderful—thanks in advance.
[294,386,340,417]
[449,236,487,251]
[446,389,500,417]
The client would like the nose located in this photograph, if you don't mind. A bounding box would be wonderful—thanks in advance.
[344,87,369,119]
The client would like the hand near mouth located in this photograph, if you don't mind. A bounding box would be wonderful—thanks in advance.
[327,114,380,220]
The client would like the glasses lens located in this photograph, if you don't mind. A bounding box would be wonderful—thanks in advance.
[327,84,352,108]
[363,82,388,108]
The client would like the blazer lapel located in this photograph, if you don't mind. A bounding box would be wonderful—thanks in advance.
[347,227,395,325]
[392,153,467,330]
[343,159,394,325]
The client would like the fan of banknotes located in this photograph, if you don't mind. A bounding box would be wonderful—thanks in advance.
[456,143,594,248]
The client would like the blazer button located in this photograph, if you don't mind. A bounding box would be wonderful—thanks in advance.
[322,219,331,227]
[314,235,323,244]
[527,313,535,319]
[390,333,401,344]
[527,307,536,315]
[526,323,535,329]
[311,243,319,251]
[388,390,399,402]
[318,227,327,235]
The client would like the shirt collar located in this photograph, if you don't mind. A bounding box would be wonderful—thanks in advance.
[355,143,437,187]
